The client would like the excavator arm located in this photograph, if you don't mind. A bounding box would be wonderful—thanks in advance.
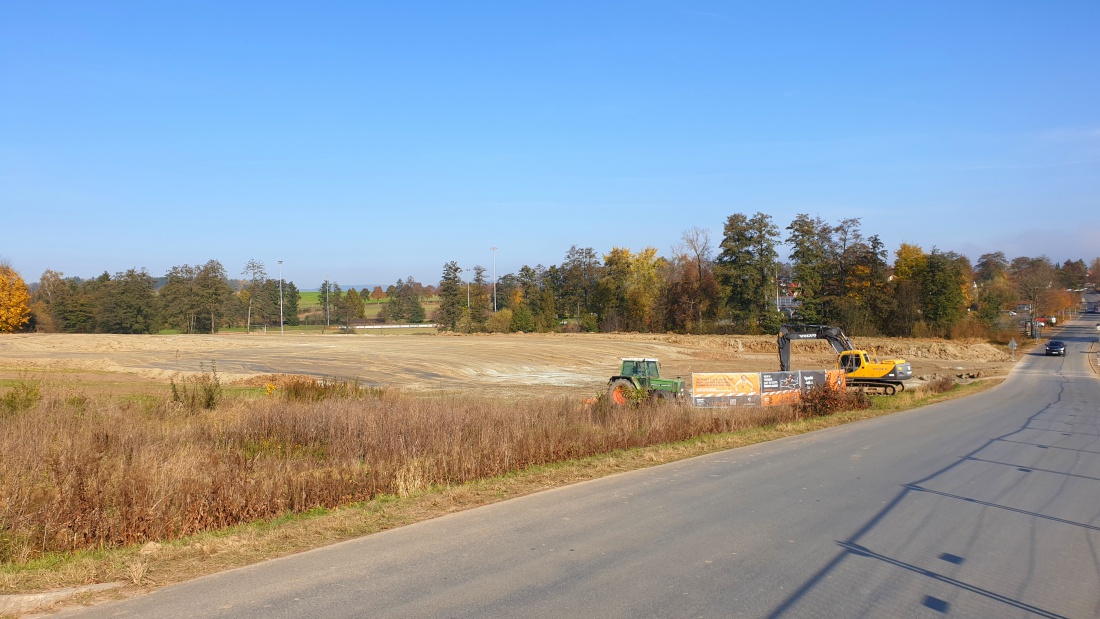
[777,324,855,371]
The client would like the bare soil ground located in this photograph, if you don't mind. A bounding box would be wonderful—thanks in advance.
[0,332,1016,397]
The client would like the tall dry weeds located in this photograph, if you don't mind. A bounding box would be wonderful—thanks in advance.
[0,383,802,563]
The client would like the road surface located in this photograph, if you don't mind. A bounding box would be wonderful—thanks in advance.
[58,318,1099,618]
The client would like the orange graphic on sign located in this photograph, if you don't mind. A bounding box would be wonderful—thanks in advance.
[692,373,760,397]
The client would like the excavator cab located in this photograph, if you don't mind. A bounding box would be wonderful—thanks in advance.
[839,352,863,372]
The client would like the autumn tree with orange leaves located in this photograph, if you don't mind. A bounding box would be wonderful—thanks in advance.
[0,262,31,333]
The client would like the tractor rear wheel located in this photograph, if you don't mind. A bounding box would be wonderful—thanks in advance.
[607,379,637,406]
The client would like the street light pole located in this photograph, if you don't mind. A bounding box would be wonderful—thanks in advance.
[278,260,284,335]
[464,268,471,309]
[776,265,780,313]
[490,247,498,312]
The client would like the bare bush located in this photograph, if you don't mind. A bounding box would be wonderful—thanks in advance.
[925,376,956,394]
[169,362,222,412]
[796,386,872,418]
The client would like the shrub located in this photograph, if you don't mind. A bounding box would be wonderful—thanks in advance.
[486,308,513,333]
[796,385,872,418]
[170,362,222,412]
[950,318,991,340]
[0,377,40,416]
[925,376,955,394]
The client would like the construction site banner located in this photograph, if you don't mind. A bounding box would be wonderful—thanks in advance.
[761,371,801,406]
[691,372,761,407]
[799,370,827,391]
[692,370,846,407]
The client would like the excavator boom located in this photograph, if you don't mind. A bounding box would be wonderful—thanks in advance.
[777,324,854,371]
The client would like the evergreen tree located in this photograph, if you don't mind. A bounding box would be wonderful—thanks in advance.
[437,261,465,331]
[715,212,779,331]
[785,214,832,323]
[97,269,159,334]
[920,250,966,336]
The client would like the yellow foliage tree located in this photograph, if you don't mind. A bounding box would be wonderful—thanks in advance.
[599,247,665,331]
[627,247,663,330]
[0,263,31,333]
[893,243,927,281]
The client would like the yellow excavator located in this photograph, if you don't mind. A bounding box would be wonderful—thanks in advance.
[778,324,912,395]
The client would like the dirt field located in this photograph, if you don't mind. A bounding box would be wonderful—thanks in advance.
[0,332,1017,398]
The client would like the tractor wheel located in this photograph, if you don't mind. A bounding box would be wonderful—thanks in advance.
[607,379,637,406]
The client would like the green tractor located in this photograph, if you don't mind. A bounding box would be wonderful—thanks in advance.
[606,358,686,405]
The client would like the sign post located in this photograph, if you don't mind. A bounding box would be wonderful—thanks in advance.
[1008,338,1017,361]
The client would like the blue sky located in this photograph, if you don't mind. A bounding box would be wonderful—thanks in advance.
[2,1,1098,289]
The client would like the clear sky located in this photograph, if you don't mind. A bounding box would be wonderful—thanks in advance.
[2,1,1098,289]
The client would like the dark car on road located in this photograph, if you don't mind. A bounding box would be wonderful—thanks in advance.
[1045,340,1066,356]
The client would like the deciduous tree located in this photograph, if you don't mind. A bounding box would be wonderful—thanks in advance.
[1012,256,1057,316]
[242,259,267,333]
[975,252,1008,284]
[560,246,599,320]
[0,262,31,333]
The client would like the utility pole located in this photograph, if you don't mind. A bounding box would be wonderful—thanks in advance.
[776,265,780,313]
[278,260,284,335]
[491,247,498,312]
[465,268,471,309]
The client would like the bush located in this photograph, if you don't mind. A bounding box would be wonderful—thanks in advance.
[925,376,955,394]
[950,318,991,340]
[0,377,40,416]
[796,385,872,418]
[170,362,222,412]
[486,308,513,333]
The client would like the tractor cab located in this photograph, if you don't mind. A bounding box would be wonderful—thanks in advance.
[620,358,660,384]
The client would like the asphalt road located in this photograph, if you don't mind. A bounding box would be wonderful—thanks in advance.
[58,318,1100,618]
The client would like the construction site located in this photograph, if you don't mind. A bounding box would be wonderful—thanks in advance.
[0,331,1015,398]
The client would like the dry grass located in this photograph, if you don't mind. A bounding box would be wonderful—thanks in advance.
[0,377,807,564]
[0,375,1000,602]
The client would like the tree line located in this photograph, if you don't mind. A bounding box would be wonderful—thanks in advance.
[0,213,1095,337]
[5,260,300,334]
[433,214,1095,338]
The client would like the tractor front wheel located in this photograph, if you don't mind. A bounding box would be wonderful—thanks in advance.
[607,379,637,406]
